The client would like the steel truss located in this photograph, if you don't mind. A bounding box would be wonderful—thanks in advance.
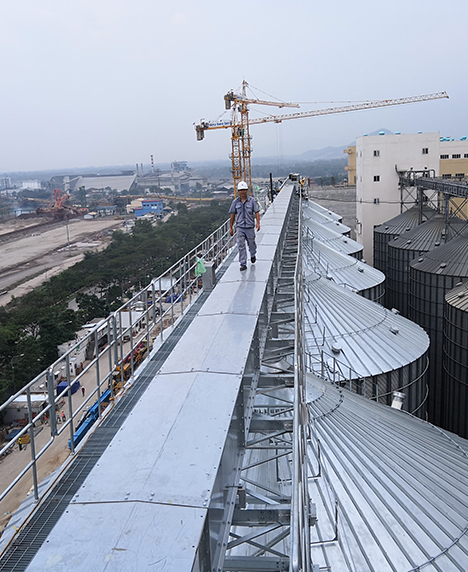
[220,195,315,572]
[398,171,468,239]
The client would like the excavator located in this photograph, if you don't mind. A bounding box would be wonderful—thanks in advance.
[36,189,88,220]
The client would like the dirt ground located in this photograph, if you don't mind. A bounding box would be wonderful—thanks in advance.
[0,216,125,306]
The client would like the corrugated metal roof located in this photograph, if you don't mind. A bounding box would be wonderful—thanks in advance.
[303,217,363,258]
[389,216,468,252]
[389,215,448,252]
[303,204,351,235]
[445,280,468,311]
[307,373,468,571]
[304,199,343,222]
[303,237,385,294]
[410,236,468,277]
[303,271,429,377]
[374,206,434,237]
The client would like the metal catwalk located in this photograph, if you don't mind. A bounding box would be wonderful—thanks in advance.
[0,184,312,571]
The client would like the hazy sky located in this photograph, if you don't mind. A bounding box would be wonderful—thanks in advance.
[1,0,467,172]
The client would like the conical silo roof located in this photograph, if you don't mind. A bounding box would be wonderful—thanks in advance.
[303,199,342,222]
[373,205,435,274]
[303,204,350,235]
[306,373,468,571]
[303,217,363,259]
[386,215,464,315]
[409,235,468,276]
[374,205,434,237]
[303,271,429,378]
[303,237,385,302]
[445,279,468,311]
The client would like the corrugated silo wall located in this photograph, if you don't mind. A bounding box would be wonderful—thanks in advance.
[387,243,416,317]
[359,282,385,305]
[342,353,428,419]
[409,268,465,428]
[373,228,393,278]
[443,288,468,438]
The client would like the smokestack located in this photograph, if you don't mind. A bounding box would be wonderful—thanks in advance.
[141,163,144,176]
[136,163,139,177]
[151,155,154,173]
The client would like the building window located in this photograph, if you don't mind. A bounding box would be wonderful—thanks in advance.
[374,175,380,182]
[373,198,380,204]
[373,150,380,157]
[442,174,452,179]
[455,173,465,177]
[422,148,429,154]
[452,154,461,159]
[464,154,468,159]
[440,154,449,159]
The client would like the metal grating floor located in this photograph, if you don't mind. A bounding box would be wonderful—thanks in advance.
[0,251,236,571]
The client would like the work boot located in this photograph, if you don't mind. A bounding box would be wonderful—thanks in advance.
[251,256,256,263]
[240,265,247,271]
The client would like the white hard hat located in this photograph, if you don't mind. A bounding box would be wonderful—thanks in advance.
[238,181,248,190]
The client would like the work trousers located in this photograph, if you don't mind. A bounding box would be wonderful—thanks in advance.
[237,227,257,266]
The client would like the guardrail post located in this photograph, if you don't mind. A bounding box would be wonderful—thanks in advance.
[47,368,58,436]
[95,330,102,418]
[26,387,39,500]
[66,354,75,453]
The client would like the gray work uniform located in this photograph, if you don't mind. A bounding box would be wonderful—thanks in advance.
[229,196,259,266]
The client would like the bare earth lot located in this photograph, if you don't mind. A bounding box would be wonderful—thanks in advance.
[0,216,124,305]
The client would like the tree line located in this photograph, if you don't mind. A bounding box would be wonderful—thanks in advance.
[0,201,230,406]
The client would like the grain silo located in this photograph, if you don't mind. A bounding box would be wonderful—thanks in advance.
[304,271,430,417]
[303,203,351,236]
[443,280,468,438]
[303,236,385,303]
[386,215,458,317]
[304,199,343,222]
[409,236,468,427]
[303,217,363,259]
[373,206,433,277]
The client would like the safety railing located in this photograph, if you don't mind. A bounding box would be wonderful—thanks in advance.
[0,217,236,511]
[290,197,312,572]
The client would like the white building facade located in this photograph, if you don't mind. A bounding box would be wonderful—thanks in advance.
[356,132,442,263]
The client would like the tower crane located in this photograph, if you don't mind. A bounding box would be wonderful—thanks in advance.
[195,81,449,195]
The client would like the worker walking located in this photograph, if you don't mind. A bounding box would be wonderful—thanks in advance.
[81,386,85,397]
[229,181,261,271]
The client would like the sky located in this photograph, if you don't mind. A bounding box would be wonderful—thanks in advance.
[1,0,467,173]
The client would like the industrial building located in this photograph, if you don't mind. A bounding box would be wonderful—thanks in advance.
[346,132,468,262]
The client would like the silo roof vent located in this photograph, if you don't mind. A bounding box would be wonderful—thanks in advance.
[332,344,342,354]
[390,327,399,335]
[391,391,406,409]
[440,262,447,268]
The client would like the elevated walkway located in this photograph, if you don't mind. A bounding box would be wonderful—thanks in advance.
[0,184,310,572]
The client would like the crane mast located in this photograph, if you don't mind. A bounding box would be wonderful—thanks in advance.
[195,84,449,194]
